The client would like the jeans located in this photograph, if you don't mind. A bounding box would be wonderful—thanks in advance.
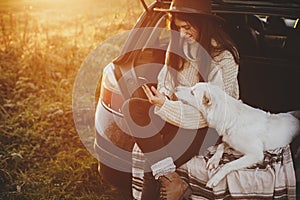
[122,97,209,199]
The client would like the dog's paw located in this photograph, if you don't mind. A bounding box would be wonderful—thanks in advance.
[206,156,220,170]
[206,175,222,188]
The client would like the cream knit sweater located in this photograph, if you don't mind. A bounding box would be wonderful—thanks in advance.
[154,50,239,129]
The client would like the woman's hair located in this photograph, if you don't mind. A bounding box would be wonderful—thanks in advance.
[167,13,239,73]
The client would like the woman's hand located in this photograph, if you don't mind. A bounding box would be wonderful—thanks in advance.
[142,84,166,107]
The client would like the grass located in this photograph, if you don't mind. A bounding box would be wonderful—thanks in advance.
[0,0,150,199]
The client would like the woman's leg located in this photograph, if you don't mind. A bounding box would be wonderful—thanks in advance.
[157,127,208,199]
[125,97,172,166]
[140,172,160,200]
[126,97,208,167]
[171,127,208,167]
[124,97,209,199]
[123,97,173,200]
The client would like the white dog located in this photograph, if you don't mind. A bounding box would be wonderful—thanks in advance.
[175,82,300,188]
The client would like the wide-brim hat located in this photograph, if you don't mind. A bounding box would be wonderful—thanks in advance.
[154,0,224,22]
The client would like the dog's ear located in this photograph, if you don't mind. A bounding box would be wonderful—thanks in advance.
[202,91,212,106]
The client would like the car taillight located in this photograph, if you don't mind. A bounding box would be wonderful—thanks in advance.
[100,63,124,116]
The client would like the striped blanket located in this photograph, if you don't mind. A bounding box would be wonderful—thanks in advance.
[132,144,296,200]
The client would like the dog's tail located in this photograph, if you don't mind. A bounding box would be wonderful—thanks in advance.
[289,110,300,120]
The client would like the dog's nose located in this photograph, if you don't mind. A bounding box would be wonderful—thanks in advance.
[190,90,194,96]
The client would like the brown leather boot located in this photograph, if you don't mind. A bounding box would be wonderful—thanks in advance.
[159,171,192,200]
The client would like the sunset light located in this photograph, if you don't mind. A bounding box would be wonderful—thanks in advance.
[0,0,146,198]
[2,0,299,199]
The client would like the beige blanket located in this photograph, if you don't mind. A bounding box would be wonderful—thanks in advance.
[132,144,296,199]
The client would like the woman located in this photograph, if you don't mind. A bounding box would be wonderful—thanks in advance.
[127,0,239,199]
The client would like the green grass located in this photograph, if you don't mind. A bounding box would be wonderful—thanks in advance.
[0,0,148,199]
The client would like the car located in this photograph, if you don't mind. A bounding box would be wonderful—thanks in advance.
[93,0,300,198]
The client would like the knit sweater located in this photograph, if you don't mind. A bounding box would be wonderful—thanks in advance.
[154,50,239,129]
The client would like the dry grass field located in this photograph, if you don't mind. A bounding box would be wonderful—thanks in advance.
[0,0,149,199]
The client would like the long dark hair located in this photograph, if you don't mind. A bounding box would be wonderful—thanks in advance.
[167,13,239,78]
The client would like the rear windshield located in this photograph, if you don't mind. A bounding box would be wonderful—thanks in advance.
[219,13,299,59]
